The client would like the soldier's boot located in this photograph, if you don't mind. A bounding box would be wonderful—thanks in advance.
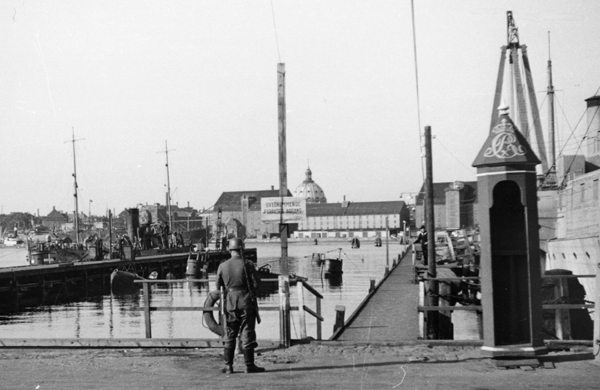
[243,348,265,373]
[220,347,235,374]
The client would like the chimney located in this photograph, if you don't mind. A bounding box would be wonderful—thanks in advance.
[342,195,350,208]
[585,95,600,159]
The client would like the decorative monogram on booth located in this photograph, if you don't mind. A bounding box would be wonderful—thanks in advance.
[484,118,526,159]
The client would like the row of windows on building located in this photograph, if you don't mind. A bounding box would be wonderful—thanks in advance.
[299,215,400,230]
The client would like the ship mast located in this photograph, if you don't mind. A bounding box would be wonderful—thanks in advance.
[67,128,85,245]
[159,141,174,230]
[539,31,558,188]
[547,31,556,171]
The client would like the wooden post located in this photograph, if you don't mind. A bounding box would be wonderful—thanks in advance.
[555,277,571,340]
[278,275,291,347]
[385,216,389,268]
[418,280,426,338]
[143,282,152,338]
[277,63,289,277]
[425,125,438,339]
[334,305,345,333]
[316,295,322,340]
[438,280,454,339]
[297,281,307,339]
[594,260,600,363]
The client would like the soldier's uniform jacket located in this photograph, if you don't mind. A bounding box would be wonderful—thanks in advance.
[216,251,260,314]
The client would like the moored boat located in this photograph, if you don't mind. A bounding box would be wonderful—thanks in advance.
[3,236,24,247]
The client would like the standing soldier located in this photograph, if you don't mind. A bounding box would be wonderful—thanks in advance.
[216,238,265,374]
[414,225,429,265]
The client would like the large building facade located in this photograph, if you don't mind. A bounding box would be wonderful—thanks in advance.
[292,200,410,239]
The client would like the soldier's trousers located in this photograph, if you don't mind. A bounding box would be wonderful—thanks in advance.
[224,308,257,350]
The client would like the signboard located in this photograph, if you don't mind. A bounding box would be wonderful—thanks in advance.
[261,197,307,223]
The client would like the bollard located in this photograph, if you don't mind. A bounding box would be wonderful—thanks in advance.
[279,275,291,348]
[368,278,376,293]
[334,305,346,333]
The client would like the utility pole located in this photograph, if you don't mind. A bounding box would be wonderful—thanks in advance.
[424,125,438,339]
[277,63,288,276]
[158,141,175,230]
[65,128,85,245]
[277,62,291,348]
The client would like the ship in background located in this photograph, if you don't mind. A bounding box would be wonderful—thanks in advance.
[490,12,600,301]
[544,96,600,299]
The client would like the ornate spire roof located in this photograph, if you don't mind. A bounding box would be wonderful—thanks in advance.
[473,106,540,168]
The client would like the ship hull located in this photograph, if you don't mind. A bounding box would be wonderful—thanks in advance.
[545,237,597,302]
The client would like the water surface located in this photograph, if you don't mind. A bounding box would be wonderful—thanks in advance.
[0,241,406,340]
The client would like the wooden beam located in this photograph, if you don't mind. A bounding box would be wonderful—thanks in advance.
[143,283,151,338]
[418,305,482,311]
[297,281,307,339]
[303,305,324,322]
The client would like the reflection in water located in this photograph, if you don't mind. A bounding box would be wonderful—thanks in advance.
[326,274,343,289]
[109,294,114,338]
[75,304,80,339]
[0,242,405,339]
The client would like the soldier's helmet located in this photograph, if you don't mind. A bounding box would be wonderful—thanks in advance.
[228,238,243,251]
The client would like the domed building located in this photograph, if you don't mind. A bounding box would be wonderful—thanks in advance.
[294,167,327,204]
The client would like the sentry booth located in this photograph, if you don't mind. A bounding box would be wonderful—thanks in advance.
[472,107,547,357]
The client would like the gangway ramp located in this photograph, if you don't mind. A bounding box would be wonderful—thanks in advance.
[331,249,418,341]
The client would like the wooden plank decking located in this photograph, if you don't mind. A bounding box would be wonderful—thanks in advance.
[332,249,419,341]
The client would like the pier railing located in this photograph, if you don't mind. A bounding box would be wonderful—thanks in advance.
[416,271,596,340]
[135,276,324,347]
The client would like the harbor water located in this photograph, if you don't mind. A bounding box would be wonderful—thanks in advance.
[0,241,406,341]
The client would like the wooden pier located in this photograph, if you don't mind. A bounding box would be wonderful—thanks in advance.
[331,248,419,341]
[0,249,254,314]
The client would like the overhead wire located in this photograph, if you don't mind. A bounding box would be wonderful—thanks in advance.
[410,0,424,183]
[558,94,600,187]
[269,0,282,63]
[433,137,476,175]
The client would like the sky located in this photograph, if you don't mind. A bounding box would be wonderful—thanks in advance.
[1,0,599,216]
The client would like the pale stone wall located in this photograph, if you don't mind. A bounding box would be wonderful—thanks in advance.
[546,237,598,301]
